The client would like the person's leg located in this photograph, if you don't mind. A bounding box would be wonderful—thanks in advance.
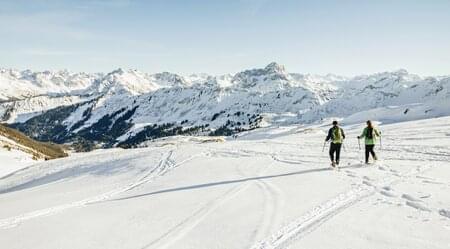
[335,143,342,165]
[329,143,335,162]
[365,145,370,163]
[369,145,377,160]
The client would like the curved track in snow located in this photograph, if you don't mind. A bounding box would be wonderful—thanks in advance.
[251,162,432,249]
[0,150,200,229]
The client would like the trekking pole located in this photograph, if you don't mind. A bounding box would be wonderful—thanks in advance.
[342,142,346,152]
[358,138,361,150]
[322,141,327,152]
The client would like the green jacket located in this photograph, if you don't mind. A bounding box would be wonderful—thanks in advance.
[359,127,380,145]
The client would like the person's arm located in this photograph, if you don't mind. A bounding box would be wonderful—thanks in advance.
[358,128,366,139]
[325,128,332,141]
[374,128,381,137]
[341,128,346,139]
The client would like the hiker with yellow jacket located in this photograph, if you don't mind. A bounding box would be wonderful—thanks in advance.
[325,120,345,167]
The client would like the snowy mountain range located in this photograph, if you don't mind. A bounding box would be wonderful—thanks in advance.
[1,63,449,149]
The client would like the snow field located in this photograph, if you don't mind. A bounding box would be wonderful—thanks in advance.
[0,117,449,248]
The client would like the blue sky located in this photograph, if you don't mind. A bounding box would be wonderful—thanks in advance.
[1,0,449,75]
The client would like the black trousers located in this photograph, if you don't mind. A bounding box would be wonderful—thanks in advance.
[329,143,342,163]
[365,144,376,163]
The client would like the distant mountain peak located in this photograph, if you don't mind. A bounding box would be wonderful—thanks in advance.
[393,68,409,76]
[152,72,188,87]
[109,68,126,75]
[264,62,286,74]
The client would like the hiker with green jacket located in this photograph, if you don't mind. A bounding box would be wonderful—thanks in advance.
[358,120,381,164]
[325,120,345,167]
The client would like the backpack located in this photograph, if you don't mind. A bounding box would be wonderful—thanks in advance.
[367,128,373,139]
[332,127,342,142]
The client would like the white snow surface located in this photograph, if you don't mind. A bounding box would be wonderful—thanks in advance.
[1,117,449,248]
[0,135,37,178]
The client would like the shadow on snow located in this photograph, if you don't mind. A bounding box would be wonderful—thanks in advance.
[105,164,364,203]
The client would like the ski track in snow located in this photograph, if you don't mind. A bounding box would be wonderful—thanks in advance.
[250,177,284,247]
[237,158,284,247]
[205,143,448,248]
[0,150,200,229]
[142,157,255,249]
[251,162,430,249]
[143,154,285,249]
[251,185,374,249]
[143,179,251,249]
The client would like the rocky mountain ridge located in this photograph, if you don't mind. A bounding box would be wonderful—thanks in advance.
[1,63,448,149]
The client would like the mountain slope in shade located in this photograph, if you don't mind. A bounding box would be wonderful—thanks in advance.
[0,135,36,178]
[0,124,67,159]
[0,124,68,177]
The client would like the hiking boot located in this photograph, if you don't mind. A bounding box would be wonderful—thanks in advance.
[374,155,378,161]
[336,161,340,166]
[331,161,336,167]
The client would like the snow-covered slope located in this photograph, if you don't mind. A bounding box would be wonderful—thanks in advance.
[0,117,449,248]
[0,124,67,175]
[1,63,449,149]
[0,123,66,178]
[0,134,36,178]
[0,68,190,123]
[300,69,450,123]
